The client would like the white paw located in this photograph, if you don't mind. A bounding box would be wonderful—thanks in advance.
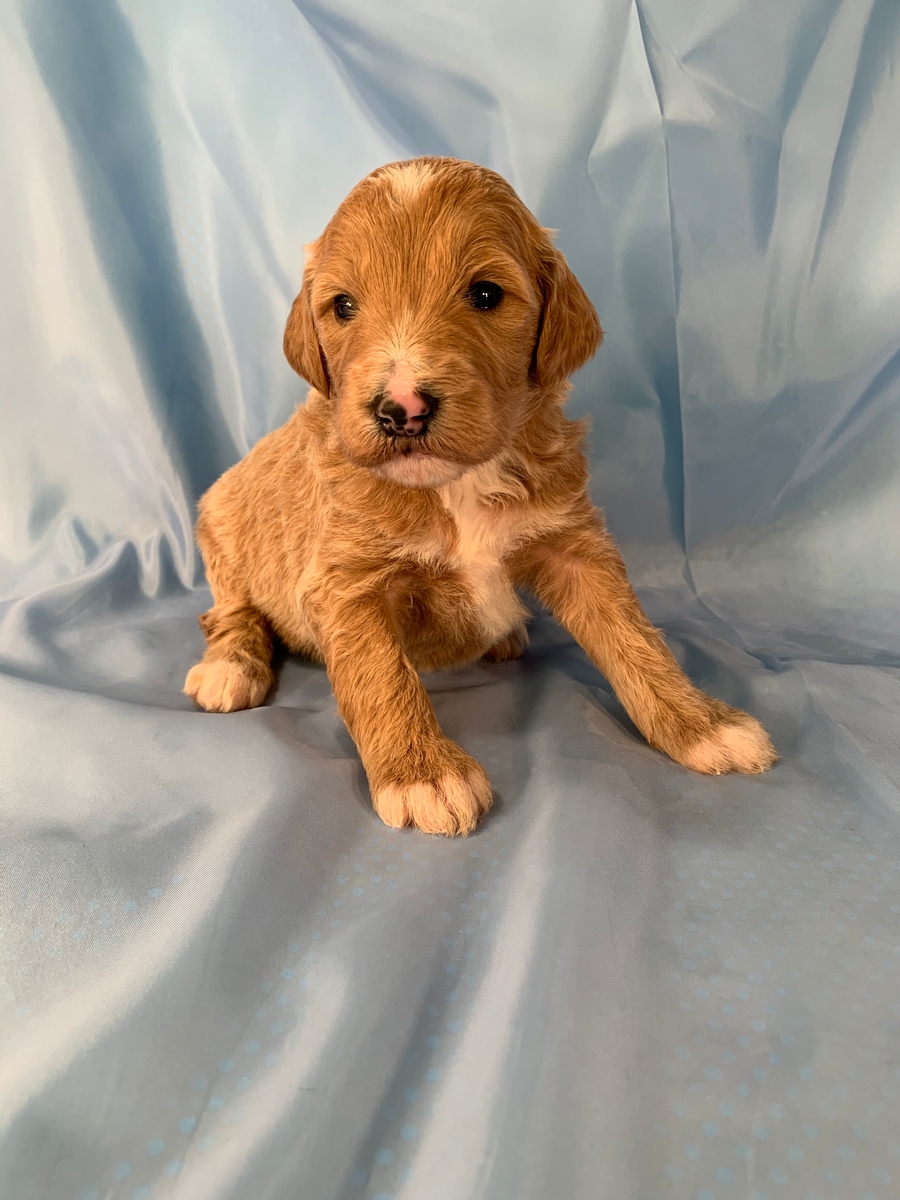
[680,714,777,776]
[184,658,272,713]
[372,759,493,836]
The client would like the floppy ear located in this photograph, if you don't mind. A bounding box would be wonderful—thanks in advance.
[532,244,602,390]
[283,242,330,395]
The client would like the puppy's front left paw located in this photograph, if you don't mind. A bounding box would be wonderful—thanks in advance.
[678,711,778,776]
[371,742,493,836]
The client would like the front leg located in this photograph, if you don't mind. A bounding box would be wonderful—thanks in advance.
[514,522,777,774]
[308,575,492,835]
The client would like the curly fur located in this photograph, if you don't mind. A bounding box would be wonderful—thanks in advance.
[185,157,777,835]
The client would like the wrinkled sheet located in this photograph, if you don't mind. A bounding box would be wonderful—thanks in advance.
[2,2,900,1198]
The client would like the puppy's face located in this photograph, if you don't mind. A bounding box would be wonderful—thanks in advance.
[285,158,601,488]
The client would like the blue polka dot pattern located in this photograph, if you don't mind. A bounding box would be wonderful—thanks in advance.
[637,798,900,1197]
[9,711,897,1200]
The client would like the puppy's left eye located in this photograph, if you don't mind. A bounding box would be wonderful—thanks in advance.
[467,281,504,311]
[333,294,357,321]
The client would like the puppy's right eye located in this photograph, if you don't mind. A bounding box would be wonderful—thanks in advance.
[333,294,357,321]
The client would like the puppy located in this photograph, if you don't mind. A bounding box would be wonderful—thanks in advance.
[185,156,776,835]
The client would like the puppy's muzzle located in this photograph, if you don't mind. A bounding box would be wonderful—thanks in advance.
[374,390,438,438]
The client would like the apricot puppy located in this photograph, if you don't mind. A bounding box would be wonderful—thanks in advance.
[185,156,776,834]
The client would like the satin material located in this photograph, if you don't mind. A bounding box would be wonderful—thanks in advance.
[1,2,899,1197]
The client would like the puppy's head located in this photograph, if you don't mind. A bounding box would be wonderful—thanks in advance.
[284,158,601,488]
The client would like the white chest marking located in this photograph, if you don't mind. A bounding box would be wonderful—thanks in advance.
[437,463,528,642]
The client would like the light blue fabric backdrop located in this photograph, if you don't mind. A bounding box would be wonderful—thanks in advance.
[1,2,899,1198]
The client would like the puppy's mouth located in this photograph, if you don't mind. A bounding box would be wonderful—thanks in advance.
[392,441,436,458]
[352,427,467,486]
[370,423,446,463]
[367,434,461,487]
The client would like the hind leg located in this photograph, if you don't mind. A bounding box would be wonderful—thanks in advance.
[185,601,275,712]
[185,501,275,713]
[482,623,529,663]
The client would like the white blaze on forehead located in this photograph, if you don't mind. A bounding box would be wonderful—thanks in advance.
[381,161,435,203]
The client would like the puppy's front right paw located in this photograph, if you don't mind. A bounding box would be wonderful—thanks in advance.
[184,658,272,713]
[371,741,493,836]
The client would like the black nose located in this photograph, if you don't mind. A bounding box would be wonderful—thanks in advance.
[374,392,437,437]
